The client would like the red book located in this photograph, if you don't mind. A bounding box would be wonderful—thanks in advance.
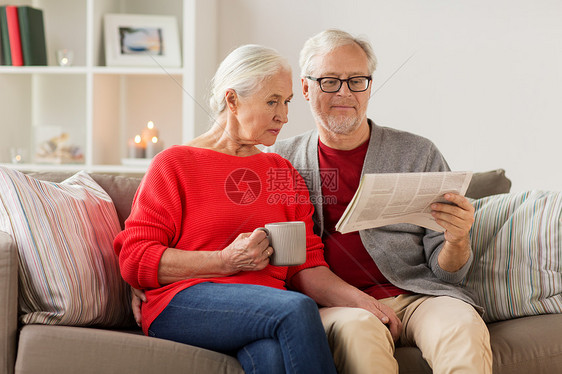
[5,5,22,66]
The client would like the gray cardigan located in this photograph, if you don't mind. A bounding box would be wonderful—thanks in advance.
[267,120,480,311]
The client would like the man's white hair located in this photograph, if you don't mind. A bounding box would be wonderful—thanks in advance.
[299,29,377,77]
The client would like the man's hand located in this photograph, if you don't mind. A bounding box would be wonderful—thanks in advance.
[431,193,475,245]
[131,287,146,327]
[361,298,402,342]
[431,193,475,272]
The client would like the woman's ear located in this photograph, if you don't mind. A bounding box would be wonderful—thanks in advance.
[225,89,238,114]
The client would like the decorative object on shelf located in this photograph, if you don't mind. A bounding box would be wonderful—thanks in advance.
[0,5,23,66]
[141,120,158,143]
[145,136,164,158]
[141,121,164,158]
[0,7,6,65]
[17,6,47,66]
[34,128,84,164]
[124,121,164,165]
[56,49,73,67]
[104,13,181,68]
[127,134,145,159]
[10,147,26,164]
[0,5,47,66]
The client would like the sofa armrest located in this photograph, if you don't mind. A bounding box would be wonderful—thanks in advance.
[0,231,18,374]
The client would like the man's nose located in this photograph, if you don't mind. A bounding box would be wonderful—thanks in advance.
[336,81,353,96]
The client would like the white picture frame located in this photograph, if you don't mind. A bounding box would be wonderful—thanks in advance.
[104,14,181,67]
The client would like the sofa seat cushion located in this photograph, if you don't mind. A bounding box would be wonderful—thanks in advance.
[392,313,562,374]
[15,325,244,374]
[394,347,432,374]
[488,313,562,373]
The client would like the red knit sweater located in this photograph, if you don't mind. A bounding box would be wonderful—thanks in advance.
[114,146,328,334]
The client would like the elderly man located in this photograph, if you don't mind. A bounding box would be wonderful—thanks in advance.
[267,29,492,374]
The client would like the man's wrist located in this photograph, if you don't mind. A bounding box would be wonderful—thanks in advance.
[438,240,471,272]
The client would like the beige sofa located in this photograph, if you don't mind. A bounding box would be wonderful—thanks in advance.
[1,170,561,374]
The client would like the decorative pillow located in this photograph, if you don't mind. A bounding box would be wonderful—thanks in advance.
[0,167,132,326]
[463,190,562,322]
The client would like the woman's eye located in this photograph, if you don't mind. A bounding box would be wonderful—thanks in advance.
[268,101,278,106]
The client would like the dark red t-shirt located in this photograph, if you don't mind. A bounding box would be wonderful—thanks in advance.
[318,138,408,300]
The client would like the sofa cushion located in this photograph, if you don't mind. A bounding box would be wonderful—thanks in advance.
[0,167,132,327]
[16,325,244,374]
[23,172,143,229]
[464,190,562,322]
[488,314,562,373]
[89,174,142,229]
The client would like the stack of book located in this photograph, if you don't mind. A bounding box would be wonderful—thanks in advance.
[0,5,47,66]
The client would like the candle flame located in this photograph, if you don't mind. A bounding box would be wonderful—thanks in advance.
[147,121,154,129]
[134,135,142,144]
[151,136,158,143]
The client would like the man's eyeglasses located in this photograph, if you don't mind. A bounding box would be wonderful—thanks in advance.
[305,75,372,93]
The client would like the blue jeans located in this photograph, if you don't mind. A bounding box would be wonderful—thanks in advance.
[148,283,337,374]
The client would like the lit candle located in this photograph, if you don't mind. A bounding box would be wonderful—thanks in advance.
[141,121,159,144]
[127,135,145,158]
[145,136,164,158]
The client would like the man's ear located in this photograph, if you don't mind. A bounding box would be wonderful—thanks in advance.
[302,78,310,101]
[225,89,238,114]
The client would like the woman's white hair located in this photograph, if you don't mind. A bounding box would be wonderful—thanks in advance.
[209,44,291,117]
[299,29,377,77]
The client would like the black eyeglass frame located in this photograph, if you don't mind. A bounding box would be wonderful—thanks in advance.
[305,75,372,93]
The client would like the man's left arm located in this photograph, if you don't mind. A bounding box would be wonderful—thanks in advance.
[430,193,475,273]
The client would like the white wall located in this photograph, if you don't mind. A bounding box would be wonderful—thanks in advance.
[215,0,562,192]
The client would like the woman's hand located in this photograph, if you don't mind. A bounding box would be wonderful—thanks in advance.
[156,229,273,285]
[131,287,146,327]
[219,229,273,273]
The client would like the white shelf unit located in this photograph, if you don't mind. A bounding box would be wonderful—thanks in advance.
[0,0,217,174]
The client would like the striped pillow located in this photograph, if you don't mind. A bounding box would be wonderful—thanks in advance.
[464,191,562,322]
[0,167,131,326]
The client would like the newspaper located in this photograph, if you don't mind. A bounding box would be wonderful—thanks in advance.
[335,171,473,234]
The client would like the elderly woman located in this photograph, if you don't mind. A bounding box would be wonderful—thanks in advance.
[114,45,337,374]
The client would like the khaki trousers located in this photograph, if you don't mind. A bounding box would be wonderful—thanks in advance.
[320,295,492,374]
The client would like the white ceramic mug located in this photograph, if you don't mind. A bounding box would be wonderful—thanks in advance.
[259,221,306,266]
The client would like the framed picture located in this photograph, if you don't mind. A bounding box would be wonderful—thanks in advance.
[104,14,181,67]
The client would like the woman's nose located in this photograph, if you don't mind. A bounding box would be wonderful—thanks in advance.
[276,106,288,123]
